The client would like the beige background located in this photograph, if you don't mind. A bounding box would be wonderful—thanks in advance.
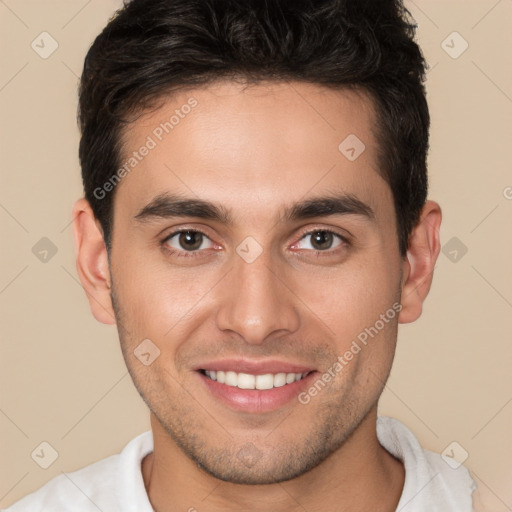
[1,0,511,509]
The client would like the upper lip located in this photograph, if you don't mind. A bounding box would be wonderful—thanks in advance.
[195,358,315,375]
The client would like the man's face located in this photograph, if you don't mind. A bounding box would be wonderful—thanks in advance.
[108,81,405,484]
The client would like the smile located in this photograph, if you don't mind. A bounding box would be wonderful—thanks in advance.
[201,370,311,390]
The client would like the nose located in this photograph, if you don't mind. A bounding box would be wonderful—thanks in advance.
[215,247,301,345]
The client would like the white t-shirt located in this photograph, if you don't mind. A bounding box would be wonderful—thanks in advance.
[4,416,477,511]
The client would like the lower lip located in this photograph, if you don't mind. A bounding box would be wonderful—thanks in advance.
[197,371,317,413]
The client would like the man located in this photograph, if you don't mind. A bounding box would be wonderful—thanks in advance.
[6,0,479,510]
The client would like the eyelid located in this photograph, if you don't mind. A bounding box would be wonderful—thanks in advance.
[162,226,210,240]
[293,225,352,244]
[289,227,350,251]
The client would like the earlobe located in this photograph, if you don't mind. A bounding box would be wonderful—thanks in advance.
[398,200,442,324]
[72,198,116,325]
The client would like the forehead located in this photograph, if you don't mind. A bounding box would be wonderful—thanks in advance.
[114,80,392,224]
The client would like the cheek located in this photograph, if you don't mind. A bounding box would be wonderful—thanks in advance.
[292,257,400,340]
[111,254,217,339]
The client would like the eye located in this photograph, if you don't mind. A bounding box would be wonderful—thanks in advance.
[293,229,347,252]
[162,229,215,256]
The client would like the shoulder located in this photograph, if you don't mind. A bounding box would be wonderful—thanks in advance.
[377,416,477,512]
[4,431,153,512]
[4,455,120,512]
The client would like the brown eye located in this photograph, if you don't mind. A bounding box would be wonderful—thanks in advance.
[178,231,203,251]
[310,231,334,250]
[163,229,213,253]
[295,230,345,252]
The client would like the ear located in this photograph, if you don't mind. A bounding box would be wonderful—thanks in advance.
[398,200,442,324]
[72,198,116,325]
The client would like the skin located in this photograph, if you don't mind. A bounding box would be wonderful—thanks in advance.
[72,80,441,512]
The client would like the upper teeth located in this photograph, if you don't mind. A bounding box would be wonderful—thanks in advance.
[204,370,308,390]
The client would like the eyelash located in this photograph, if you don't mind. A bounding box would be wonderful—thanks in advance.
[160,228,350,259]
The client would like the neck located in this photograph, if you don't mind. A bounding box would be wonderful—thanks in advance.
[141,407,405,512]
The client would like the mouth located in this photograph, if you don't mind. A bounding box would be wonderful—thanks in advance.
[195,360,317,413]
[199,369,312,390]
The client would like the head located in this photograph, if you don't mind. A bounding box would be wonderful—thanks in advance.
[73,0,441,485]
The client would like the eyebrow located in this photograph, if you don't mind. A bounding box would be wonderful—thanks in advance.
[133,192,375,225]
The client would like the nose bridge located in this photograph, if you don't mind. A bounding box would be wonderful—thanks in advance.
[215,244,300,343]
